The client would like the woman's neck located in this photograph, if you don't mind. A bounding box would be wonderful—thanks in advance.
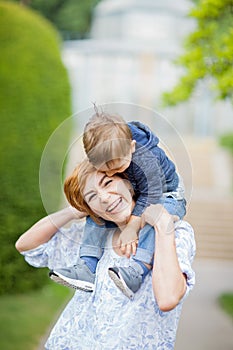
[115,200,136,229]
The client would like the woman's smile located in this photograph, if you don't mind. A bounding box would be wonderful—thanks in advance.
[83,171,134,225]
[106,197,122,213]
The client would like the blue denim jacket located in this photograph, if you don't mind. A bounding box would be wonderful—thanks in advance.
[126,121,179,216]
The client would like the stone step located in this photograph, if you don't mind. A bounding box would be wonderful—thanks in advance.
[194,244,233,260]
[187,221,233,232]
[190,221,233,229]
[171,137,233,260]
[194,235,233,257]
[173,137,233,197]
[190,233,232,241]
[194,249,233,260]
[185,198,233,260]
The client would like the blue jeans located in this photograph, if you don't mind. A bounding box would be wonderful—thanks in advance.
[133,197,186,265]
[80,197,186,264]
[79,217,117,259]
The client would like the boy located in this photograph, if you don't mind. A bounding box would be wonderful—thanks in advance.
[50,111,186,299]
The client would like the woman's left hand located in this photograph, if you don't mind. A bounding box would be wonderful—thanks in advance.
[141,204,179,232]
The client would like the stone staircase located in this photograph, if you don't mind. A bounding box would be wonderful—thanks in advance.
[178,137,233,260]
[185,198,233,260]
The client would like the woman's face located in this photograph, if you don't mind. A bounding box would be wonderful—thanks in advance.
[83,171,134,226]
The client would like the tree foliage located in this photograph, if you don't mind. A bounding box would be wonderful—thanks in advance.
[162,0,233,106]
[10,0,100,39]
[0,1,71,294]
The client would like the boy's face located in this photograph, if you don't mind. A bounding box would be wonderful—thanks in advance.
[97,140,136,177]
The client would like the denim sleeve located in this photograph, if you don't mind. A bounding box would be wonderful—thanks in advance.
[130,151,163,216]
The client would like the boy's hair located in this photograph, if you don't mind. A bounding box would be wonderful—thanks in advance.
[64,159,103,223]
[83,109,133,168]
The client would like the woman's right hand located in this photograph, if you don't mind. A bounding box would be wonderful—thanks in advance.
[68,206,87,220]
[15,207,87,253]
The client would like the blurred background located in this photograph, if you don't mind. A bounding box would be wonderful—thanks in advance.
[0,0,233,349]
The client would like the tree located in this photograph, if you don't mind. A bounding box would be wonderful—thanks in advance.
[11,0,100,39]
[162,0,233,106]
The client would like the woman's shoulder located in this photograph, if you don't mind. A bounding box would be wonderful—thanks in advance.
[175,219,196,263]
[21,221,86,269]
[175,220,195,236]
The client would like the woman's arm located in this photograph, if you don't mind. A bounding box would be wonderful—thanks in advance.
[15,206,86,253]
[141,204,186,311]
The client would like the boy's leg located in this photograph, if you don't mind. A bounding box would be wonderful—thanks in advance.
[50,217,114,291]
[108,224,155,299]
[108,198,186,298]
[79,216,109,259]
[159,196,186,219]
[79,217,109,273]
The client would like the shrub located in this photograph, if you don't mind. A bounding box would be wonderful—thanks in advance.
[219,132,233,155]
[0,1,71,294]
[218,293,233,320]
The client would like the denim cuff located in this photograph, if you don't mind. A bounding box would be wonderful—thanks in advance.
[79,245,103,259]
[133,247,154,265]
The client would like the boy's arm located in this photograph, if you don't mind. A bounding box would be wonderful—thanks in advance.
[130,152,163,217]
[118,154,162,257]
[15,206,86,253]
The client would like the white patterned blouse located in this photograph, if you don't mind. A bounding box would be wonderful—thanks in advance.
[21,220,196,350]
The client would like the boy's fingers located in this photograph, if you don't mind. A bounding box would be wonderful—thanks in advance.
[117,237,122,247]
[125,244,132,258]
[132,241,137,256]
[120,244,126,254]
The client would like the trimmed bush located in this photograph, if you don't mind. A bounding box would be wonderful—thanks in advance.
[220,132,233,155]
[0,1,71,294]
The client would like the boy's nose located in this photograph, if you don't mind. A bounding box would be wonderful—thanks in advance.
[106,170,116,177]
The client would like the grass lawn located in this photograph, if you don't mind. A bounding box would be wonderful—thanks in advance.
[0,281,73,350]
[218,292,233,320]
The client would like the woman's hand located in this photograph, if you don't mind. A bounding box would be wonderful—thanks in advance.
[69,205,87,220]
[141,204,179,234]
[15,206,87,253]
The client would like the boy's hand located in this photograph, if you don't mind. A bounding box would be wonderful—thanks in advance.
[117,227,138,258]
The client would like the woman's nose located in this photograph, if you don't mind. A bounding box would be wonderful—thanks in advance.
[98,190,110,202]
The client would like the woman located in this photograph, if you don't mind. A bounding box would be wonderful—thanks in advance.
[15,160,196,350]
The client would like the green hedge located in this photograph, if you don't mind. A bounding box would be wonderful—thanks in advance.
[0,2,71,294]
[219,132,233,155]
[218,293,233,320]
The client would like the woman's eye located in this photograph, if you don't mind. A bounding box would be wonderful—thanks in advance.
[88,193,97,202]
[104,180,112,186]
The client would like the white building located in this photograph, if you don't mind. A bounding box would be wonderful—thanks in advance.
[62,0,232,137]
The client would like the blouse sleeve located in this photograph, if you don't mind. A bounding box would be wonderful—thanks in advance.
[175,220,196,299]
[21,222,85,270]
